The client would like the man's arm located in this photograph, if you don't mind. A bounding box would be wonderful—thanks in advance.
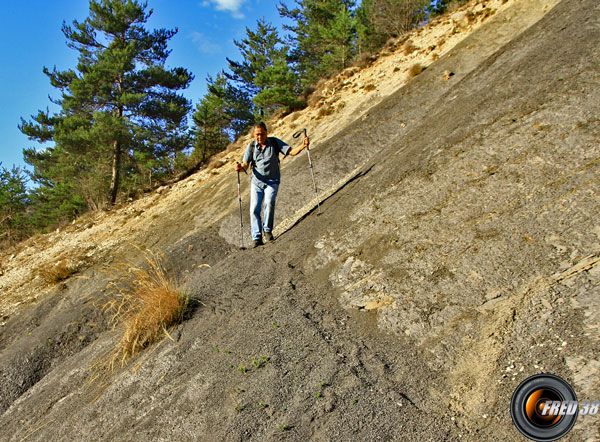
[286,137,310,157]
[235,143,253,172]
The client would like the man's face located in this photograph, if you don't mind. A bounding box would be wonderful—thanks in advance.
[254,127,267,146]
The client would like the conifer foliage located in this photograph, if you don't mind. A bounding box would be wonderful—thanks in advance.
[0,164,30,244]
[192,72,253,162]
[226,18,301,117]
[227,18,284,98]
[20,0,193,212]
[279,0,356,86]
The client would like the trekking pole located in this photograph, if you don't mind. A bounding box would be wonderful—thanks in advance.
[236,163,246,249]
[293,128,321,215]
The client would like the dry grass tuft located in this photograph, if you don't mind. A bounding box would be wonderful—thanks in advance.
[206,157,226,172]
[482,8,496,20]
[403,40,418,56]
[355,52,378,69]
[100,251,189,373]
[307,78,328,107]
[317,105,335,119]
[408,63,425,79]
[467,11,477,24]
[41,260,76,284]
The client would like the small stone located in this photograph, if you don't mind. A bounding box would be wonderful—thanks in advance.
[541,298,553,310]
[442,70,455,80]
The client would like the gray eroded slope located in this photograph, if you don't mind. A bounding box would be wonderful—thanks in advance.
[0,0,554,419]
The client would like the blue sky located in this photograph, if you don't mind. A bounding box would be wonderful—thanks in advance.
[0,0,287,173]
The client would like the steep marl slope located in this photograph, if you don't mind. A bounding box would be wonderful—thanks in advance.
[0,0,555,321]
[0,0,557,417]
[306,0,600,438]
[3,0,599,440]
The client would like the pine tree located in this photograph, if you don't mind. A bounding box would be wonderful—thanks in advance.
[192,73,253,162]
[226,18,282,98]
[253,59,303,115]
[354,0,386,56]
[226,18,299,117]
[278,0,356,86]
[20,0,193,210]
[0,164,30,244]
[319,5,355,72]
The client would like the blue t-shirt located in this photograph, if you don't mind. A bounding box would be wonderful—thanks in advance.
[242,137,291,188]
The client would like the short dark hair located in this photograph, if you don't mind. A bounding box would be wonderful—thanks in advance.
[253,122,267,131]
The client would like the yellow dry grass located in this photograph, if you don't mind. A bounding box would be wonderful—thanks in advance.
[40,259,75,284]
[403,40,418,56]
[101,250,189,372]
[408,63,425,78]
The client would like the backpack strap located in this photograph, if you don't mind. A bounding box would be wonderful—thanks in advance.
[252,138,280,165]
[267,137,280,164]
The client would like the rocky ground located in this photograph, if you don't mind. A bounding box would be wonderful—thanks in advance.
[2,0,599,440]
[0,0,553,322]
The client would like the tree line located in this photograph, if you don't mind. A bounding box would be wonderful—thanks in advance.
[1,0,459,246]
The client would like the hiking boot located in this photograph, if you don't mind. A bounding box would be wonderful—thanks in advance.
[264,231,274,242]
[251,238,263,248]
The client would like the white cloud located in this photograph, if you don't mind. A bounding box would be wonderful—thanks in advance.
[190,32,223,55]
[203,0,246,18]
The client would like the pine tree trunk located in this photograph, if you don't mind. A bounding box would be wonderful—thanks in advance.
[109,99,124,206]
[109,139,121,206]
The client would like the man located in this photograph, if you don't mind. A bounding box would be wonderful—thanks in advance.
[234,122,309,248]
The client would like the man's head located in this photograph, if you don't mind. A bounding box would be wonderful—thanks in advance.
[253,122,268,146]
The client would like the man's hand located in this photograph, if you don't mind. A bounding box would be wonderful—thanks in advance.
[234,161,247,173]
[288,137,310,157]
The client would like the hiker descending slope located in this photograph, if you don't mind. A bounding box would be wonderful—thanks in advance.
[234,122,310,248]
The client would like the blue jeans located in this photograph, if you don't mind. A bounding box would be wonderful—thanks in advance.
[250,180,279,240]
